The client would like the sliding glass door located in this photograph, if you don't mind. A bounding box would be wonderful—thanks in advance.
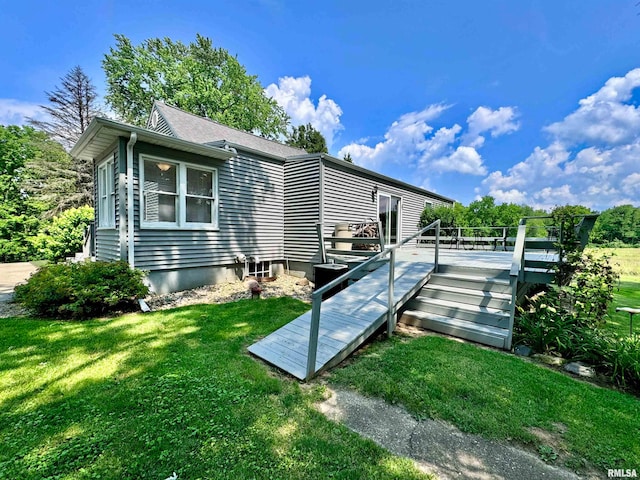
[378,193,401,246]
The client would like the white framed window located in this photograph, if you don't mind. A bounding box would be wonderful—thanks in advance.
[97,157,115,228]
[424,200,434,209]
[140,155,218,230]
[248,260,271,278]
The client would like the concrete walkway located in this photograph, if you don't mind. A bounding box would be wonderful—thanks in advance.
[0,262,38,299]
[317,387,581,480]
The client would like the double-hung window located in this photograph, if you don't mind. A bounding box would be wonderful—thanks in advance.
[141,156,218,229]
[97,158,115,228]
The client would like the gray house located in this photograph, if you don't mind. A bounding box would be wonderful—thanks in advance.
[71,102,453,293]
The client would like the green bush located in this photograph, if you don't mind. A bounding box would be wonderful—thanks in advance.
[14,261,149,319]
[31,206,94,261]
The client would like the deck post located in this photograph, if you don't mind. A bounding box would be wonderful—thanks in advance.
[306,294,321,380]
[434,221,440,273]
[386,249,396,337]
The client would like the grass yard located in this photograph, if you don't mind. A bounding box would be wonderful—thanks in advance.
[0,298,429,480]
[329,335,640,474]
[607,275,640,336]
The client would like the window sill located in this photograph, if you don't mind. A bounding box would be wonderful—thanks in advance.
[140,223,220,232]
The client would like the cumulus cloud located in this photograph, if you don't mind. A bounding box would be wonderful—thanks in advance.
[0,99,46,126]
[265,76,343,149]
[339,104,516,176]
[481,68,640,210]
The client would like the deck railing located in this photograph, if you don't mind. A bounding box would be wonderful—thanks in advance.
[306,219,441,380]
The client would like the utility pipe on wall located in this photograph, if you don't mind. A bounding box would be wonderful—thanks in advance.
[126,133,137,269]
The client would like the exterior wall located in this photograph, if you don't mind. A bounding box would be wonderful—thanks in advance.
[283,158,321,273]
[95,148,120,261]
[131,142,285,291]
[322,160,452,245]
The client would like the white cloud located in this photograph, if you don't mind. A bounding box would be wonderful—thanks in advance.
[0,99,46,126]
[265,76,343,149]
[464,106,519,147]
[432,146,487,175]
[545,68,640,146]
[338,104,448,169]
[481,68,640,211]
[339,104,513,176]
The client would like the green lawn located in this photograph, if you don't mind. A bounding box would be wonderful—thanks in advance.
[607,275,640,336]
[329,334,640,474]
[0,298,429,480]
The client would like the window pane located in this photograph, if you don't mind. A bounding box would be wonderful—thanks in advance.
[187,168,213,196]
[145,192,176,222]
[144,160,176,193]
[186,197,212,223]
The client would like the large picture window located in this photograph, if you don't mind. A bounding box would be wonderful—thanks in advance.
[140,156,218,229]
[97,158,115,228]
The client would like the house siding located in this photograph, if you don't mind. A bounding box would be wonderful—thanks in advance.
[321,160,451,242]
[95,149,120,262]
[132,142,285,271]
[284,158,321,264]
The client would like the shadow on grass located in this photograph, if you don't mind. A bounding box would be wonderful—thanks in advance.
[0,297,429,480]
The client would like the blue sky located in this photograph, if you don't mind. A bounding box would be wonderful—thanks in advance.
[2,1,640,211]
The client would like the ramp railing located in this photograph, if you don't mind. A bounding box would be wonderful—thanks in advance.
[306,219,441,380]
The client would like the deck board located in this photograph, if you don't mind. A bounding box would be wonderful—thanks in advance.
[248,259,434,379]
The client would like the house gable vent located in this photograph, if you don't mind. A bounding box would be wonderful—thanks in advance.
[148,108,175,137]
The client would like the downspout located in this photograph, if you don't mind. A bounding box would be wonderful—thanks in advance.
[127,133,137,269]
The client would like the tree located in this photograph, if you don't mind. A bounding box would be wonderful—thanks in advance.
[0,126,45,261]
[103,34,289,139]
[27,66,100,208]
[286,123,328,153]
[28,66,101,150]
[591,205,640,245]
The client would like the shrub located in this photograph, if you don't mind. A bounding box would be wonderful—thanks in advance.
[14,261,149,319]
[30,206,94,261]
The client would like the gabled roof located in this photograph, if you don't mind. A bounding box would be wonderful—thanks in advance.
[150,101,306,159]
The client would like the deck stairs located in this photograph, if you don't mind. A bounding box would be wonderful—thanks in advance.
[400,263,512,349]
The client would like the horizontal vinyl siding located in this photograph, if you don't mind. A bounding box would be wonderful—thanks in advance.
[284,159,321,263]
[322,162,452,242]
[96,230,120,261]
[132,143,285,270]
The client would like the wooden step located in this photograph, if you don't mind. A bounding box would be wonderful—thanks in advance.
[400,310,509,349]
[404,296,510,328]
[436,264,510,280]
[429,272,512,294]
[421,283,512,310]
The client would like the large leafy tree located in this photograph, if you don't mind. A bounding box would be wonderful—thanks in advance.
[28,66,101,150]
[591,205,640,245]
[103,34,289,139]
[286,123,328,153]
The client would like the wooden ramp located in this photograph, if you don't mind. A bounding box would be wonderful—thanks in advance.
[248,259,434,380]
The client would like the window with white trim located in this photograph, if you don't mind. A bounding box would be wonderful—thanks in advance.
[424,200,434,209]
[97,158,115,228]
[140,156,218,229]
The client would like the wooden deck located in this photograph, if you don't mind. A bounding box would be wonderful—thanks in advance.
[248,258,434,380]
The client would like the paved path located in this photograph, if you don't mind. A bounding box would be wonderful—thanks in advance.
[318,387,582,480]
[0,262,38,299]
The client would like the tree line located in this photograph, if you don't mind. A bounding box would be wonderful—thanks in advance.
[420,196,640,246]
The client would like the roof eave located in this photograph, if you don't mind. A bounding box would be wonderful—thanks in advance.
[286,153,455,203]
[71,117,235,162]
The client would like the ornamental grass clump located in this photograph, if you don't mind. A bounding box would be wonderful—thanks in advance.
[14,260,148,319]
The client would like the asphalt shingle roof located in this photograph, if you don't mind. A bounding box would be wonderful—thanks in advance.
[153,101,306,158]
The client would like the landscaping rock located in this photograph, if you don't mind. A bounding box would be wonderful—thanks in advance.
[564,362,595,378]
[514,345,532,357]
[295,278,310,286]
[533,354,566,367]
